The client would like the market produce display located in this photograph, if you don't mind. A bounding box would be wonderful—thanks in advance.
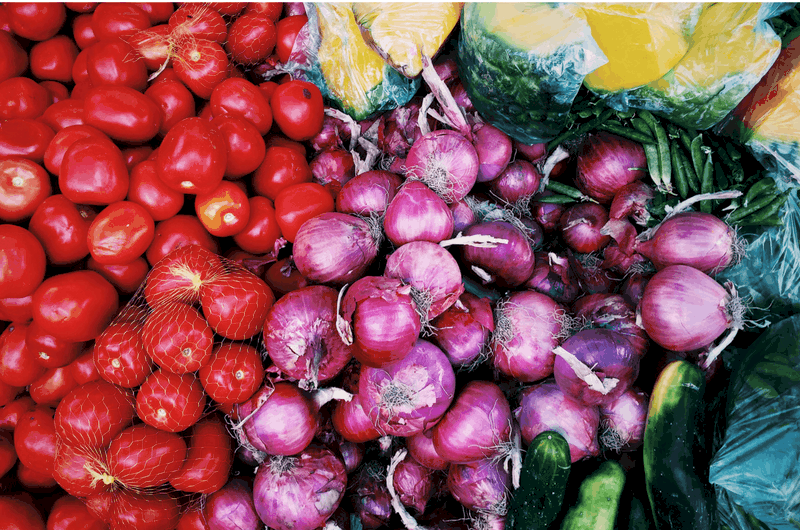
[2,3,800,530]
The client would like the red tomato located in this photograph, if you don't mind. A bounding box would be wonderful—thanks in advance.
[72,47,91,84]
[72,13,99,50]
[85,38,148,92]
[209,77,273,136]
[0,158,51,222]
[274,182,335,242]
[275,15,307,64]
[207,2,247,16]
[17,461,59,489]
[169,415,232,493]
[31,270,120,343]
[91,3,151,41]
[149,66,181,85]
[176,505,210,530]
[29,365,78,406]
[232,196,283,255]
[135,2,174,24]
[40,99,87,132]
[107,424,187,488]
[87,201,155,265]
[173,36,229,99]
[0,432,16,479]
[143,244,225,305]
[0,395,36,430]
[29,194,96,265]
[0,31,28,83]
[26,319,83,369]
[199,342,264,404]
[0,118,55,163]
[122,145,153,170]
[83,491,115,523]
[209,115,266,178]
[46,495,108,530]
[29,36,79,83]
[0,379,22,408]
[169,4,227,43]
[70,81,95,101]
[70,346,101,386]
[6,2,66,41]
[144,79,196,137]
[194,180,251,238]
[40,80,70,103]
[155,117,227,195]
[0,77,50,120]
[0,294,34,324]
[0,224,46,299]
[141,303,214,374]
[126,23,171,72]
[0,496,46,530]
[108,490,181,530]
[136,370,205,432]
[200,267,275,340]
[14,405,57,476]
[93,321,153,389]
[59,137,130,206]
[264,257,309,297]
[127,160,184,222]
[265,134,307,156]
[245,2,283,21]
[55,380,136,448]
[65,3,98,12]
[258,81,278,102]
[43,125,105,175]
[0,322,47,387]
[53,442,111,497]
[87,256,150,295]
[84,86,163,143]
[252,145,312,201]
[270,80,324,141]
[226,13,277,65]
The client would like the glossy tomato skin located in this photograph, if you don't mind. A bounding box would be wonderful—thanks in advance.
[40,99,86,132]
[0,294,34,324]
[0,430,16,479]
[207,2,247,16]
[209,115,266,178]
[173,37,229,99]
[270,80,324,141]
[55,380,136,448]
[86,39,148,92]
[108,424,187,488]
[245,2,283,20]
[122,145,154,170]
[209,77,273,136]
[226,13,277,65]
[46,495,109,530]
[0,379,22,408]
[29,365,78,406]
[0,31,28,83]
[14,405,58,476]
[168,4,227,43]
[169,415,232,494]
[108,490,181,530]
[143,244,224,306]
[264,257,309,296]
[59,137,130,206]
[84,86,162,143]
[0,119,55,163]
[70,347,101,386]
[200,268,275,340]
[0,158,51,222]
[93,321,153,389]
[32,270,120,343]
[72,13,99,50]
[7,2,66,41]
[0,77,50,120]
[91,3,151,41]
[125,23,171,71]
[232,196,283,254]
[127,160,184,222]
[43,124,105,176]
[87,201,155,265]
[199,343,264,404]
[274,182,335,242]
[0,322,48,387]
[40,80,70,103]
[72,48,91,85]
[53,442,112,498]
[144,80,196,137]
[195,180,251,238]
[252,145,312,201]
[136,370,205,432]
[29,195,96,266]
[156,117,227,195]
[0,224,47,299]
[175,505,210,530]
[29,36,80,83]
[0,395,36,430]
[146,215,219,266]
[87,256,150,295]
[25,319,83,369]
[136,2,174,24]
[0,496,46,530]
[275,15,307,64]
[141,303,213,374]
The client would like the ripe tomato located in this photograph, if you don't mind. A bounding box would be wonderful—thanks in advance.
[195,180,251,238]
[125,23,171,72]
[173,37,229,100]
[39,99,86,131]
[252,145,312,201]
[146,216,220,267]
[0,395,36,430]
[0,431,16,479]
[226,13,277,65]
[29,194,96,265]
[0,224,46,299]
[87,256,150,295]
[0,158,51,222]
[0,77,50,120]
[0,294,34,324]
[232,196,283,255]
[175,505,210,530]
[209,115,266,179]
[0,322,47,387]
[143,244,225,306]
[0,118,55,163]
[136,370,205,432]
[84,86,162,143]
[169,415,232,494]
[14,405,58,476]
[275,15,307,64]
[53,442,111,498]
[0,379,22,408]
[207,2,247,16]
[32,270,119,343]
[266,134,307,156]
[264,257,310,297]
[209,77,273,136]
[43,124,106,176]
[39,80,70,103]
[29,365,78,405]
[86,38,148,92]
[109,490,181,530]
[245,2,283,21]
[29,36,79,83]
[87,201,155,265]
[72,13,99,50]
[199,343,264,404]
[141,303,213,374]
[46,495,108,530]
[122,145,154,170]
[108,424,187,488]
[168,4,227,43]
[127,160,184,222]
[270,80,324,141]
[59,136,130,205]
[144,79,196,137]
[55,380,136,448]
[25,319,83,369]
[70,346,102,386]
[274,182,335,242]
[0,496,46,530]
[93,321,153,389]
[17,461,59,489]
[200,267,275,340]
[135,2,174,24]
[91,2,151,41]
[156,117,227,195]
[72,48,91,84]
[0,31,28,83]
[6,2,66,41]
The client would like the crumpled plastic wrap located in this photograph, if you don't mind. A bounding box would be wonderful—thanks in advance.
[456,2,607,145]
[710,314,800,530]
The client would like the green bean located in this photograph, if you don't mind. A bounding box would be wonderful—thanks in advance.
[726,142,742,161]
[679,129,694,154]
[545,108,614,152]
[598,122,656,144]
[764,352,790,363]
[756,362,800,381]
[739,190,792,225]
[700,153,714,214]
[545,180,586,200]
[670,141,689,199]
[536,194,576,204]
[615,109,635,120]
[638,111,672,193]
[690,135,704,178]
[743,177,777,207]
[728,189,790,223]
[743,214,783,227]
[746,373,779,398]
[630,118,663,190]
[715,162,730,189]
[707,136,745,182]
[678,147,699,193]
[787,7,800,25]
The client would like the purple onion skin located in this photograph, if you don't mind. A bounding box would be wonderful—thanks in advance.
[554,328,640,407]
[609,181,653,223]
[406,129,479,204]
[432,298,490,368]
[284,2,305,16]
[332,397,382,444]
[450,81,475,115]
[205,478,261,530]
[243,382,318,456]
[236,445,266,467]
[515,381,601,463]
[336,170,403,217]
[489,159,542,203]
[576,131,647,203]
[447,458,510,514]
[353,472,393,530]
[310,114,347,152]
[473,122,512,183]
[463,221,535,288]
[407,428,450,471]
[310,148,355,198]
[450,198,477,233]
[336,440,363,474]
[526,251,581,305]
[384,181,454,246]
[572,293,649,358]
[515,141,547,163]
[520,217,545,251]
[599,387,648,451]
[621,273,650,308]
[569,251,619,295]
[435,58,460,85]
[532,192,566,233]
[394,456,437,514]
[378,99,426,158]
[253,446,347,530]
[560,202,612,254]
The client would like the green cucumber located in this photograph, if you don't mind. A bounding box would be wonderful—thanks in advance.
[560,460,625,530]
[643,360,717,530]
[507,431,571,530]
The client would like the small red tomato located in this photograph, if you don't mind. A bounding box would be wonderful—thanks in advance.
[0,496,46,530]
[149,66,181,85]
[70,347,101,386]
[126,23,171,71]
[143,244,225,306]
[135,2,175,24]
[136,370,205,432]
[88,256,150,295]
[84,85,163,143]
[46,495,108,530]
[195,180,251,238]
[226,13,277,65]
[29,194,96,266]
[0,119,55,163]
[53,442,111,498]
[0,77,50,120]
[17,461,59,488]
[173,36,229,99]
[274,182,335,242]
[258,81,279,102]
[207,2,247,16]
[252,145,312,201]
[169,415,232,494]
[200,268,275,340]
[109,490,180,530]
[25,319,83,369]
[275,15,307,64]
[141,303,214,374]
[43,124,105,176]
[54,380,136,448]
[209,77,273,135]
[29,35,79,83]
[0,322,47,387]
[266,135,307,157]
[39,80,70,103]
[71,47,91,85]
[0,159,51,222]
[87,201,155,265]
[70,81,95,102]
[0,224,46,299]
[122,145,154,170]
[156,117,227,195]
[31,270,119,343]
[6,2,66,41]
[40,99,86,132]
[209,115,266,179]
[29,365,78,405]
[91,2,150,41]
[0,31,28,83]
[0,379,22,408]
[107,424,187,488]
[264,257,309,297]
[169,4,227,43]
[59,136,130,205]
[127,160,184,222]
[72,13,99,50]
[93,321,153,389]
[199,342,264,404]
[232,196,283,255]
[245,2,283,21]
[145,79,196,137]
[0,294,34,324]
[13,405,57,477]
[85,38,148,92]
[270,80,324,141]
[0,432,16,478]
[0,396,36,430]
[65,3,98,12]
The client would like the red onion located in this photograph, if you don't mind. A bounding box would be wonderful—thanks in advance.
[293,213,381,286]
[242,382,317,456]
[252,446,346,530]
[264,258,309,297]
[515,381,600,463]
[339,276,421,367]
[310,148,355,198]
[515,141,547,163]
[336,170,402,217]
[353,465,394,530]
[432,293,492,369]
[406,129,479,204]
[450,199,477,233]
[284,2,305,16]
[384,241,465,321]
[568,251,618,294]
[204,478,260,530]
[447,459,510,516]
[393,455,437,514]
[332,397,381,443]
[310,114,349,152]
[621,272,650,308]
[384,181,454,246]
[264,285,354,389]
[492,291,567,382]
[532,192,566,233]
[407,429,449,471]
[473,123,512,183]
[599,388,648,452]
[489,160,542,204]
[520,217,545,250]
[525,252,581,305]
[358,339,456,437]
[572,294,649,358]
[608,181,653,225]
[560,202,612,254]
[450,81,475,115]
[462,221,535,288]
[576,132,647,203]
[378,99,427,159]
[553,328,640,407]
[236,445,266,467]
[432,381,512,464]
[334,439,363,473]
[634,212,742,275]
[434,58,460,85]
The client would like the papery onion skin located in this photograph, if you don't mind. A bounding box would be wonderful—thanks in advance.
[450,198,477,233]
[394,455,437,514]
[560,202,612,254]
[572,293,649,358]
[406,129,479,204]
[336,170,403,217]
[204,478,261,530]
[310,148,355,199]
[252,446,347,530]
[310,114,347,152]
[462,221,535,288]
[243,382,318,456]
[621,272,650,309]
[599,387,648,451]
[332,397,382,444]
[384,181,454,246]
[634,212,739,275]
[432,295,491,368]
[473,122,512,183]
[293,212,379,285]
[515,381,600,463]
[639,265,732,352]
[608,181,653,224]
[447,458,510,515]
[576,131,647,203]
[451,81,475,115]
[432,380,512,464]
[525,251,581,305]
[532,192,566,233]
[407,428,449,471]
[569,251,618,294]
[335,439,363,474]
[489,159,542,204]
[353,469,393,530]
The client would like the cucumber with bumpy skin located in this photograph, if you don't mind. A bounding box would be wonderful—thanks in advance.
[560,460,626,530]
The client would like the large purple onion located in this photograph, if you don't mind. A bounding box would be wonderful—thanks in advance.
[242,382,318,456]
[514,141,547,162]
[576,131,647,203]
[336,170,402,217]
[532,191,566,233]
[352,466,393,529]
[384,181,454,246]
[447,459,510,516]
[450,198,477,233]
[204,478,260,530]
[406,129,479,204]
[620,272,650,308]
[599,387,648,452]
[406,428,449,471]
[490,160,542,204]
[378,98,427,159]
[473,122,512,183]
[462,221,535,288]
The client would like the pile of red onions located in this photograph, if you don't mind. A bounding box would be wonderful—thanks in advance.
[576,131,647,203]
